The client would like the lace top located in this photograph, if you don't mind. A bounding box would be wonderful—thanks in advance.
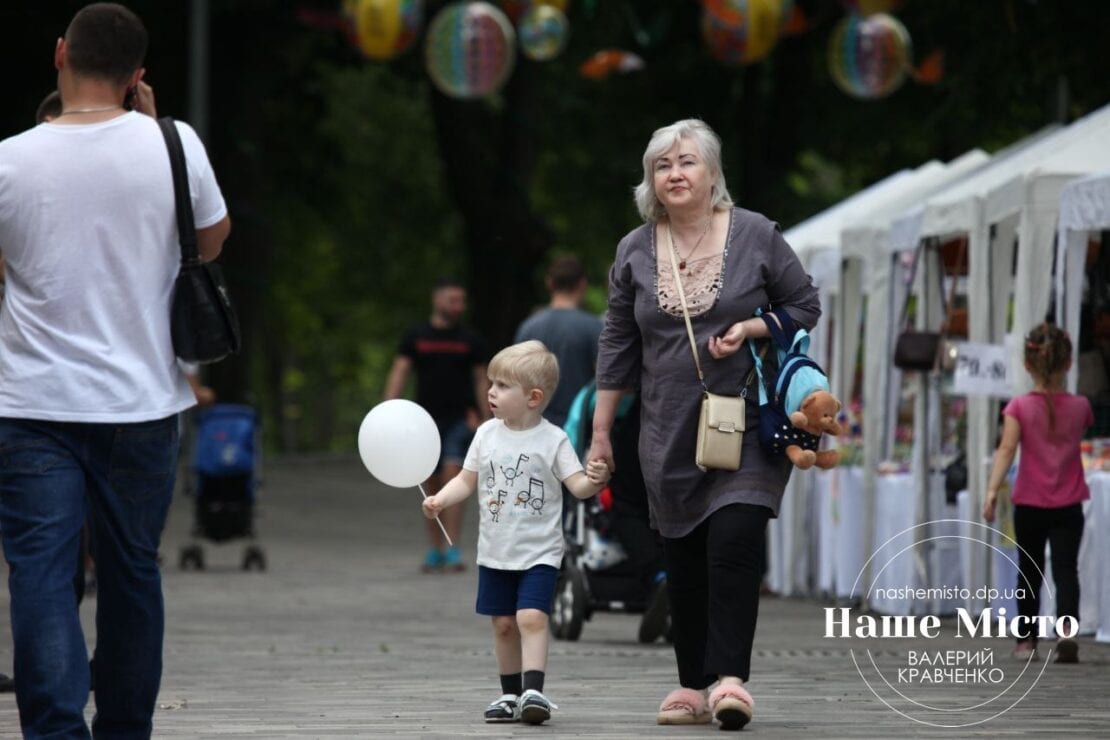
[657,252,724,317]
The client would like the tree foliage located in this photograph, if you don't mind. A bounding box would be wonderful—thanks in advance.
[2,0,1108,450]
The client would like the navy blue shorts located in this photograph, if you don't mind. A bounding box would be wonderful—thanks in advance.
[476,564,559,616]
[435,418,473,469]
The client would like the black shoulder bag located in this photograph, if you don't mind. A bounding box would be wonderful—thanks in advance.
[158,117,241,364]
[892,241,941,371]
[892,239,962,372]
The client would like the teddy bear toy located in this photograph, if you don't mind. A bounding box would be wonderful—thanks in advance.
[750,308,845,470]
[783,389,845,469]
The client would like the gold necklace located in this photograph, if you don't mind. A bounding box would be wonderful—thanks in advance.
[672,215,713,271]
[56,106,123,117]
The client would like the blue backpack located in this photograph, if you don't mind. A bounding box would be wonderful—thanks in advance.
[748,309,831,460]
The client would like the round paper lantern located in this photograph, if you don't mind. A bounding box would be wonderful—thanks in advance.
[425,2,517,99]
[840,0,899,17]
[353,0,423,60]
[518,4,569,61]
[701,0,793,66]
[828,12,912,99]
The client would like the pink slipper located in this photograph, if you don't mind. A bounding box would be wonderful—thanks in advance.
[709,683,754,731]
[656,688,711,725]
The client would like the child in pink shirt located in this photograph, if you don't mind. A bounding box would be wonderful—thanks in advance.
[983,323,1093,663]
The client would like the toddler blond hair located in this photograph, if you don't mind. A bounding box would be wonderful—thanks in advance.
[488,340,560,410]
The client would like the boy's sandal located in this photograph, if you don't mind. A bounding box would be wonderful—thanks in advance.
[709,683,754,731]
[519,689,557,725]
[484,694,520,723]
[656,688,712,725]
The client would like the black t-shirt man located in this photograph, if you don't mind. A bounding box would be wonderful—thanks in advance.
[397,321,489,423]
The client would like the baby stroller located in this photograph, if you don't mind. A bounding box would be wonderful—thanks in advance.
[550,383,669,643]
[178,404,266,571]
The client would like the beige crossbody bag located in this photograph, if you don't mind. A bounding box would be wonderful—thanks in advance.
[665,224,748,471]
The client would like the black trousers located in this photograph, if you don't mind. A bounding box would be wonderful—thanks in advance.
[663,503,771,688]
[1012,503,1085,644]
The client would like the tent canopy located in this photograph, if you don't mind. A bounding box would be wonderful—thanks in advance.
[987,125,1110,226]
[885,106,1110,251]
[1058,169,1110,232]
[1056,169,1110,392]
[840,150,989,265]
[785,167,924,263]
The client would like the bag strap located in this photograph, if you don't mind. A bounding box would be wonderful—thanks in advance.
[156,117,200,267]
[665,223,757,396]
[749,312,812,406]
[666,223,707,390]
[896,240,927,331]
[897,237,966,333]
[755,307,789,350]
[748,341,769,406]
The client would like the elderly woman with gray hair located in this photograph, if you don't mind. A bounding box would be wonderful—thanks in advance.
[587,119,819,730]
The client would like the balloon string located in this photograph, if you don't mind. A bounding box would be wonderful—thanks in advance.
[418,483,453,547]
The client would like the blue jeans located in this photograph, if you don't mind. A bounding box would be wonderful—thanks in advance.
[0,416,179,739]
[435,417,473,469]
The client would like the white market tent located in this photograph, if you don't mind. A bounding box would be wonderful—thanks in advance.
[832,149,989,603]
[988,158,1110,395]
[786,167,923,391]
[1056,170,1110,640]
[768,168,918,596]
[1058,170,1110,395]
[886,102,1110,610]
[770,161,979,596]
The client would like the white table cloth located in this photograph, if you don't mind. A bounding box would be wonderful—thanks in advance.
[815,466,866,599]
[867,472,962,615]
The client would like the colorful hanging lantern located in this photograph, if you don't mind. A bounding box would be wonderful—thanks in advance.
[518,4,569,61]
[701,0,794,66]
[828,12,912,99]
[353,0,424,60]
[425,2,517,99]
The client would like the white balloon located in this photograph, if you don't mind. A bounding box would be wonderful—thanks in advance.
[357,400,442,488]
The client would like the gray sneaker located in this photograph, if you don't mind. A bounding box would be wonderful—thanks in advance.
[519,689,558,725]
[484,694,520,723]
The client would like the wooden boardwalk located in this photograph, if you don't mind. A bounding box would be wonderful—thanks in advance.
[1,456,1107,737]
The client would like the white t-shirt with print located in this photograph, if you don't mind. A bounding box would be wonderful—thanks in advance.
[464,417,583,570]
[0,113,226,422]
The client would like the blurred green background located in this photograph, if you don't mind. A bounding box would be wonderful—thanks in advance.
[2,0,1108,451]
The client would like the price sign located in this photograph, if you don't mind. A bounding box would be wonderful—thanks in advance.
[950,342,1012,397]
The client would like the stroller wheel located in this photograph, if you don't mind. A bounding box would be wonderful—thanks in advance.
[242,546,266,572]
[179,545,205,571]
[550,561,587,641]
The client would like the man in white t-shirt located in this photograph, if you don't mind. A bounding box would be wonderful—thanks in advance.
[0,4,230,735]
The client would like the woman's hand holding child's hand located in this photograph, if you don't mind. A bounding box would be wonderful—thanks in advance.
[422,495,443,519]
[586,459,611,486]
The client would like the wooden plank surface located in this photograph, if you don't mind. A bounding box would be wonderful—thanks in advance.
[1,457,1106,737]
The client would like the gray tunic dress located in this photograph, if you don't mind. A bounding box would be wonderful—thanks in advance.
[596,207,821,538]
